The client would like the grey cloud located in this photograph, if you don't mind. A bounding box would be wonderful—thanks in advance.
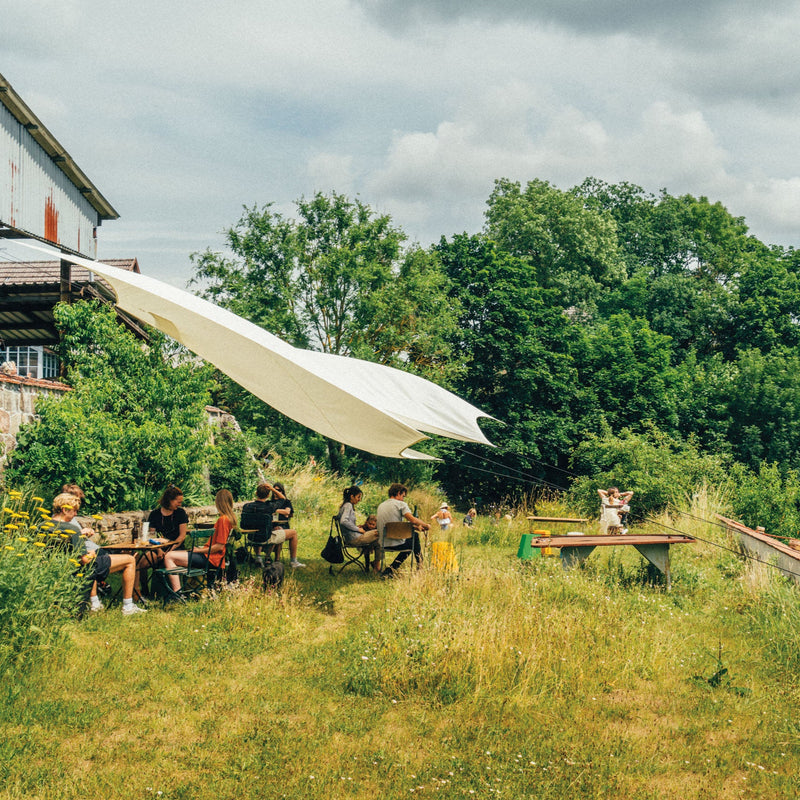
[357,0,795,39]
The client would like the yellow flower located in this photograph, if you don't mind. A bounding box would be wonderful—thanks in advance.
[4,545,14,551]
[17,537,29,543]
[68,558,80,566]
[8,491,22,499]
[16,553,24,557]
[91,514,103,520]
[3,508,14,514]
[32,496,44,503]
[4,524,17,530]
[33,542,46,548]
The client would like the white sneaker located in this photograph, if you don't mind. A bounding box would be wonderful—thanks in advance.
[621,528,629,535]
[122,603,147,616]
[90,602,104,612]
[290,560,306,569]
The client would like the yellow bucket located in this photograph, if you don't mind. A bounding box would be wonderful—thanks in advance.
[533,528,554,557]
[430,541,459,573]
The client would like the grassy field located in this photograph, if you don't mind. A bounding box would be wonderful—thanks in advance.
[1,486,798,799]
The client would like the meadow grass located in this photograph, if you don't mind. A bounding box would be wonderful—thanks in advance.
[1,487,798,799]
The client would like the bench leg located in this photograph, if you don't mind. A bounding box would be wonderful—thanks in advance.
[560,546,596,570]
[633,543,671,590]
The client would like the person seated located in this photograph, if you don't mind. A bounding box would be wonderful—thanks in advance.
[162,489,235,597]
[270,482,305,568]
[431,503,453,531]
[463,508,477,527]
[136,485,189,596]
[337,486,380,574]
[240,482,284,567]
[376,483,430,578]
[363,514,377,532]
[50,493,146,616]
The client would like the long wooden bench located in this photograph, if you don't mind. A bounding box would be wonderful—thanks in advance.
[522,533,694,590]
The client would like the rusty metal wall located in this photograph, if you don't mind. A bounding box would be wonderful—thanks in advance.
[1,101,98,258]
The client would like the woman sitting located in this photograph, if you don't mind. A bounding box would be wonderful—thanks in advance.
[337,486,380,573]
[162,489,235,597]
[136,485,189,596]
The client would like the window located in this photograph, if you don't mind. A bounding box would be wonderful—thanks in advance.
[1,346,59,380]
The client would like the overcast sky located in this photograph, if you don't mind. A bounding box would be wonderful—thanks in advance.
[2,0,800,287]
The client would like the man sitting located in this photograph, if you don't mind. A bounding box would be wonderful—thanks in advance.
[240,483,303,567]
[376,483,430,578]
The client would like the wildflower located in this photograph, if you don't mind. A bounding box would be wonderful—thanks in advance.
[34,542,46,548]
[5,545,15,551]
[32,496,44,503]
[3,507,14,514]
[91,514,103,520]
[17,537,29,543]
[68,558,80,566]
[8,490,22,498]
[5,524,18,530]
[16,553,24,557]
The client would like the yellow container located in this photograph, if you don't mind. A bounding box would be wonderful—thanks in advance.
[430,541,459,572]
[533,528,554,557]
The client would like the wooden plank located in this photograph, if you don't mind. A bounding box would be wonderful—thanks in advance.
[528,534,694,548]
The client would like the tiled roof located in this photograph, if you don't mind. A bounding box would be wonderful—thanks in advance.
[0,258,139,286]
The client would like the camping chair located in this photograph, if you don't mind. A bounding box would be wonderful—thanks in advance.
[153,528,214,605]
[330,515,373,575]
[380,521,418,574]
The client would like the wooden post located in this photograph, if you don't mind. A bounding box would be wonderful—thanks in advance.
[59,258,71,304]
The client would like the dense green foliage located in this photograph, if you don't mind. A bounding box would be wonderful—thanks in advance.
[6,303,253,510]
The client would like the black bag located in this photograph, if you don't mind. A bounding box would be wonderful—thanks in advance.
[321,518,344,564]
[262,560,285,590]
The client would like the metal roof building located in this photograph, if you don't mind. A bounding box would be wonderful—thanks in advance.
[0,73,147,351]
[0,72,119,257]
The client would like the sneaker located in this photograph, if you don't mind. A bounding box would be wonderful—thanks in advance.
[621,528,629,535]
[290,560,306,569]
[90,602,104,612]
[122,603,147,616]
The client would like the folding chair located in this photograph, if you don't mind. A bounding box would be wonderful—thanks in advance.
[329,516,373,575]
[153,529,214,605]
[380,521,418,574]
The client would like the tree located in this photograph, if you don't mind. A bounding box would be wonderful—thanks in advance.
[190,191,461,471]
[485,178,624,311]
[7,302,213,510]
[434,233,581,504]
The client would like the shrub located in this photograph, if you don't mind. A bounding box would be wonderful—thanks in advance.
[7,302,213,511]
[0,489,84,674]
[568,425,731,520]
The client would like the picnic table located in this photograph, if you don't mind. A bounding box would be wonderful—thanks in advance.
[521,533,694,590]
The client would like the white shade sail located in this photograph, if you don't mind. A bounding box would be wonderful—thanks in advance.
[18,241,494,459]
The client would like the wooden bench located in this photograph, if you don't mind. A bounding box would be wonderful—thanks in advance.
[523,533,694,590]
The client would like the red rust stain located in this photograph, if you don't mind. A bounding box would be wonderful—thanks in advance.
[8,160,17,226]
[44,192,59,243]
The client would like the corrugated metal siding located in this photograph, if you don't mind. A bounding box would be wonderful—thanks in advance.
[1,101,98,258]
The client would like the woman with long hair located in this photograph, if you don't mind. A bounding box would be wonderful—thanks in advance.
[162,489,236,594]
[337,485,380,573]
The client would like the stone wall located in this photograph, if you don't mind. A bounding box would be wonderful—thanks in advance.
[90,503,245,545]
[0,373,70,467]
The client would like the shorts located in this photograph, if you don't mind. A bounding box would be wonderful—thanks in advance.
[91,551,112,583]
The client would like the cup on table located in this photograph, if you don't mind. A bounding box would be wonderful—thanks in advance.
[140,521,150,543]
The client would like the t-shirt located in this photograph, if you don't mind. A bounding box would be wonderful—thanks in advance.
[273,499,293,530]
[240,500,277,541]
[208,516,233,568]
[148,507,189,541]
[376,497,411,540]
